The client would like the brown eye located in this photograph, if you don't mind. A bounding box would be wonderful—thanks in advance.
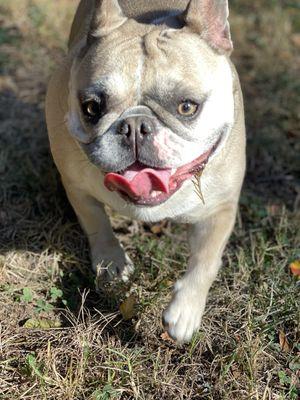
[81,99,102,122]
[177,100,199,117]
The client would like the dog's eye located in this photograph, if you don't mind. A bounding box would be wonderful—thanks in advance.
[81,99,103,123]
[177,100,199,117]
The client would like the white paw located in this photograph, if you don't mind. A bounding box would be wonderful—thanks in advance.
[163,281,206,343]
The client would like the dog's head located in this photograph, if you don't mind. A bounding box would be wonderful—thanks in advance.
[68,0,235,206]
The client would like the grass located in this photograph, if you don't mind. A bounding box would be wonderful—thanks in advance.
[0,0,299,399]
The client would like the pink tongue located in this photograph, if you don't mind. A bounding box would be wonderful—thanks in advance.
[104,163,172,199]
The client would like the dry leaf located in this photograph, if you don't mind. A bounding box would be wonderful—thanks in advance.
[231,365,242,379]
[150,224,163,235]
[150,221,167,235]
[266,204,281,216]
[279,330,290,353]
[119,295,136,320]
[289,260,300,277]
[291,33,300,48]
[161,331,175,342]
[159,279,173,289]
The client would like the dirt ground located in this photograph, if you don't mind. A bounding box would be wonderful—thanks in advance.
[0,1,299,399]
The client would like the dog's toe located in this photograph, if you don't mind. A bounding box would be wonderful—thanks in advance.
[118,254,135,282]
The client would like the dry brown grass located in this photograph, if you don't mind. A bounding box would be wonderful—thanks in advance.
[0,1,299,399]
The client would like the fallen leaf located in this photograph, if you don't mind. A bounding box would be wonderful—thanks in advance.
[289,260,300,277]
[291,33,300,48]
[0,76,17,92]
[150,221,168,235]
[161,331,175,342]
[266,204,281,216]
[23,318,61,329]
[158,279,173,289]
[279,330,290,353]
[231,365,242,379]
[150,224,164,235]
[119,295,136,320]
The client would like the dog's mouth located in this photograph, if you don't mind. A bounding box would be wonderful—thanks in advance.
[104,138,221,206]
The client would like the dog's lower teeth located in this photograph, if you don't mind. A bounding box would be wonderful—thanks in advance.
[150,190,160,198]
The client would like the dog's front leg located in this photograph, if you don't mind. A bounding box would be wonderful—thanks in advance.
[65,184,134,283]
[163,204,237,343]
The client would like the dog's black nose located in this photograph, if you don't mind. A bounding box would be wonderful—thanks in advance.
[117,117,154,137]
[117,116,155,157]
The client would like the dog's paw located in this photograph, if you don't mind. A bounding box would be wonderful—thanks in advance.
[162,281,206,343]
[94,253,134,288]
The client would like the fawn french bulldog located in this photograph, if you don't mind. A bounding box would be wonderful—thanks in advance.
[46,0,246,342]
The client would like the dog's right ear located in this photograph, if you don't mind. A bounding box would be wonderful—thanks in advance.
[87,0,127,43]
[183,0,233,54]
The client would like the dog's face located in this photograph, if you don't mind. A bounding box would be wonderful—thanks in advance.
[68,0,235,206]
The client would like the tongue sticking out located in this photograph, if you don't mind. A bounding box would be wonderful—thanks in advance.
[104,163,172,200]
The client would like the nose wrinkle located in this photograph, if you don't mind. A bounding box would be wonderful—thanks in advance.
[120,105,154,119]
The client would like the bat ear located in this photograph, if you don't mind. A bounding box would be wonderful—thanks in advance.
[183,0,233,54]
[87,0,127,43]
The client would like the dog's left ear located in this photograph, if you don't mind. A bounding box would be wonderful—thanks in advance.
[87,0,127,42]
[183,0,233,54]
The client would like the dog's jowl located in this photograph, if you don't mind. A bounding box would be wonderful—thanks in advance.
[46,0,246,343]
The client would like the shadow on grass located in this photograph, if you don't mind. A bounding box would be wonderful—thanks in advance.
[0,87,140,343]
